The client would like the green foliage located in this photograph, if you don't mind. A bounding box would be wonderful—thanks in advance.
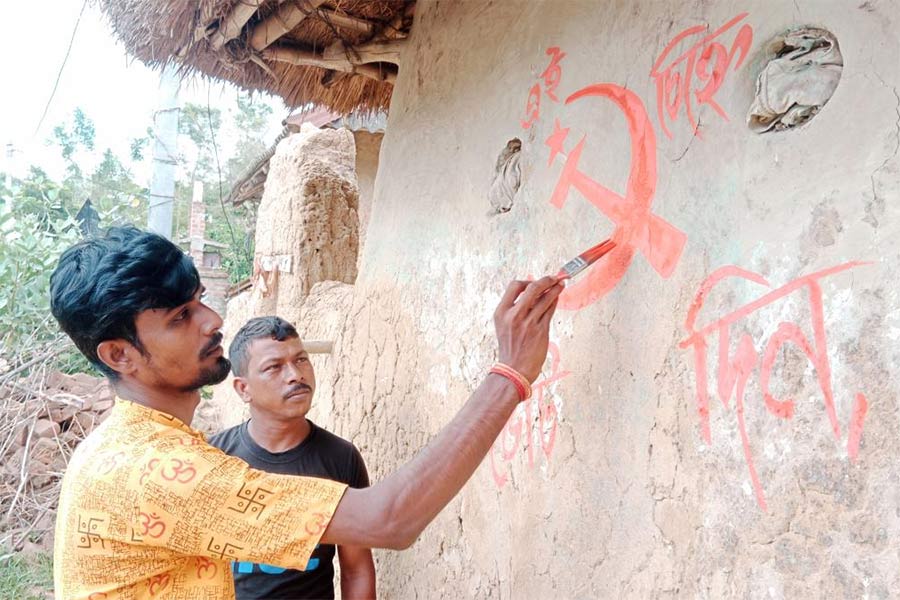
[206,93,271,283]
[40,109,147,229]
[171,93,270,284]
[73,108,96,152]
[3,92,275,345]
[234,93,273,133]
[89,149,146,226]
[171,180,193,240]
[0,165,124,375]
[179,103,222,181]
[0,209,79,350]
[227,93,273,183]
[9,167,69,224]
[51,107,95,163]
[206,201,255,284]
[129,127,154,162]
[0,550,54,600]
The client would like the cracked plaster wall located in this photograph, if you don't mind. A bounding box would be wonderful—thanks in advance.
[281,1,898,598]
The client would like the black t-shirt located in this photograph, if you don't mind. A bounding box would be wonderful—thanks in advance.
[208,420,369,600]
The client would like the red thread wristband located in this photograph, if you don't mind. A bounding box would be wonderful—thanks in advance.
[489,363,532,402]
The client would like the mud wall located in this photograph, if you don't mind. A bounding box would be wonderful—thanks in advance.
[318,1,900,597]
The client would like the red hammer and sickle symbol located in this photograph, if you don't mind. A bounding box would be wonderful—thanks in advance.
[545,83,687,310]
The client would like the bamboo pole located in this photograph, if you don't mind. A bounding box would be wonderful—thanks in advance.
[263,45,397,83]
[319,8,376,35]
[250,0,329,51]
[323,39,406,66]
[211,0,272,50]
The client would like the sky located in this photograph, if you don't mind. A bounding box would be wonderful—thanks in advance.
[0,0,290,184]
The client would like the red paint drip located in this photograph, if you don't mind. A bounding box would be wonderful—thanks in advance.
[734,362,768,512]
[847,393,868,462]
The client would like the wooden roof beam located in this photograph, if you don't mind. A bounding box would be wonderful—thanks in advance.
[318,9,377,35]
[323,39,406,66]
[250,0,329,51]
[210,0,271,51]
[263,45,397,83]
[378,2,415,41]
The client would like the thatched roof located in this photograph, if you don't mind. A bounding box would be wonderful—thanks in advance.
[99,0,414,114]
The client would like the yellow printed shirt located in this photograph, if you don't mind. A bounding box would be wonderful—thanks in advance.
[54,399,347,599]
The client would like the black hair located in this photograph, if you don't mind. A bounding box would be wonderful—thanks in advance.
[229,316,299,377]
[50,226,201,379]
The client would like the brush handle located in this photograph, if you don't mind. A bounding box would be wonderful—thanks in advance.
[557,239,615,280]
[557,256,590,280]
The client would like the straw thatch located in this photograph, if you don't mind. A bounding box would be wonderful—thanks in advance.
[99,0,413,114]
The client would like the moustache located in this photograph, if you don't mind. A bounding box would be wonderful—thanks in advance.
[200,333,224,358]
[282,383,312,400]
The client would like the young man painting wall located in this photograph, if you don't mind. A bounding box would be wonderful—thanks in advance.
[50,226,563,599]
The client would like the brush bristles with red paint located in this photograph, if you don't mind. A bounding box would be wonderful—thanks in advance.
[557,239,616,280]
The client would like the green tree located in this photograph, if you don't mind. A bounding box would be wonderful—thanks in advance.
[9,166,68,223]
[43,109,148,229]
[0,109,150,377]
[130,126,154,161]
[234,93,273,132]
[225,94,273,185]
[52,107,95,162]
[89,148,146,226]
[51,107,97,199]
[179,103,222,182]
[174,94,272,283]
[0,202,86,372]
[209,93,275,282]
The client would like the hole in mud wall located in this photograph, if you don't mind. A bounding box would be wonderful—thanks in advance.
[489,138,522,214]
[748,27,843,133]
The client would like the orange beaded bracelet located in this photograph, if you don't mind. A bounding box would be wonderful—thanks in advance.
[489,362,533,402]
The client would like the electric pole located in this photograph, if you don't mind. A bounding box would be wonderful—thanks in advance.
[147,64,181,239]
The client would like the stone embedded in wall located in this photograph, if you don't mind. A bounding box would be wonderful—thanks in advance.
[748,27,843,133]
[488,138,522,214]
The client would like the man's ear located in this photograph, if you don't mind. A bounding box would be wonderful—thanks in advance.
[233,377,252,404]
[96,340,140,376]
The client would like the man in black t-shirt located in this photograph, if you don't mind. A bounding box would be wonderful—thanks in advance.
[209,316,376,600]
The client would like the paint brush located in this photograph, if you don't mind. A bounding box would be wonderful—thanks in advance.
[556,238,616,280]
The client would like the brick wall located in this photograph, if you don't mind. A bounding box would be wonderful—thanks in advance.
[197,266,229,317]
[189,200,206,262]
